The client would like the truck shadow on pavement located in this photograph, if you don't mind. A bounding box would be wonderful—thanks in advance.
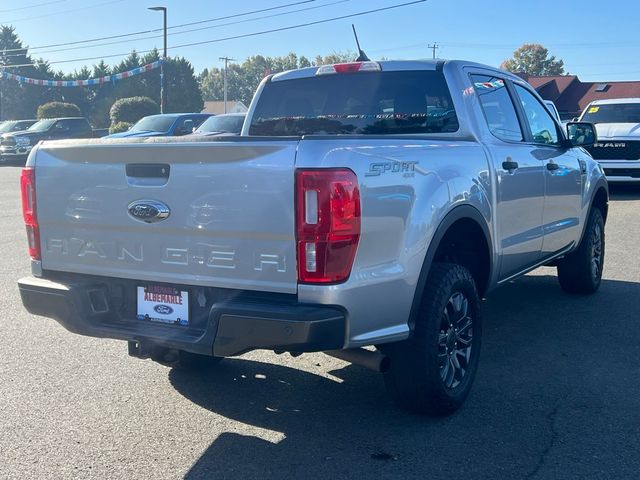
[170,273,640,480]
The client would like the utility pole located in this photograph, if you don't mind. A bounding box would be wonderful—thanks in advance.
[219,56,235,114]
[428,43,439,59]
[148,6,167,113]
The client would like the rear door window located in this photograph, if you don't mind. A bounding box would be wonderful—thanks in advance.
[471,74,523,142]
[249,70,459,136]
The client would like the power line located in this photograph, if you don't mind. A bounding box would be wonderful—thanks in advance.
[13,0,350,58]
[161,0,428,50]
[3,0,428,68]
[0,0,316,53]
[0,0,67,14]
[440,41,631,50]
[2,0,125,24]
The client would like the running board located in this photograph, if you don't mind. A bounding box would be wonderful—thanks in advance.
[497,243,575,285]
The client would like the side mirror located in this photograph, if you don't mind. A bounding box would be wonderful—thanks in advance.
[181,120,194,135]
[566,122,597,147]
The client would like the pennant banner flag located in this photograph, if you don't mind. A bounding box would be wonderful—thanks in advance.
[0,60,163,87]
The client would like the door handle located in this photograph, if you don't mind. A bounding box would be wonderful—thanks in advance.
[546,162,560,171]
[502,159,519,171]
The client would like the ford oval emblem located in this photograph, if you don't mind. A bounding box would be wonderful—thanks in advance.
[128,200,170,223]
[154,304,174,315]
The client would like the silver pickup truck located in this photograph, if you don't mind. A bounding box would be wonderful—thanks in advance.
[18,60,608,415]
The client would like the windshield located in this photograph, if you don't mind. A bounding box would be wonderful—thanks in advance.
[249,70,459,136]
[28,119,56,131]
[131,116,175,132]
[195,115,245,134]
[581,103,640,124]
[0,122,14,133]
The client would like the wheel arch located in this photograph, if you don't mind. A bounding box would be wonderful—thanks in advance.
[591,183,609,222]
[408,205,493,332]
[577,179,609,247]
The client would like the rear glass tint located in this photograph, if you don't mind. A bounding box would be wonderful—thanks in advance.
[249,70,459,136]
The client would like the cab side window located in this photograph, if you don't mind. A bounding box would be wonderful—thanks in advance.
[54,121,70,132]
[514,84,560,145]
[471,74,523,142]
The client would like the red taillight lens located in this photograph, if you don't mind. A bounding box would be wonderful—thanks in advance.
[20,167,40,260]
[333,62,363,74]
[296,169,360,283]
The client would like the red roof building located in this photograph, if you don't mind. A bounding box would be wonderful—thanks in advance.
[517,73,640,119]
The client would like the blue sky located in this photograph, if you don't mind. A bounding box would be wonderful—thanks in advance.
[2,0,639,81]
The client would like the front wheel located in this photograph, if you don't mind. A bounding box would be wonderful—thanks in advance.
[383,263,482,415]
[557,208,605,294]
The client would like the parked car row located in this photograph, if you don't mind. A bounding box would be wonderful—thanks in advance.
[106,112,245,138]
[0,117,102,163]
[0,112,247,164]
[106,113,212,138]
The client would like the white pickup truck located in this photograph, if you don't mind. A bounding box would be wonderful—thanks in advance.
[580,98,640,182]
[18,60,607,415]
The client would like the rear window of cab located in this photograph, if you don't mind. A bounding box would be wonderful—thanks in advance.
[249,70,459,136]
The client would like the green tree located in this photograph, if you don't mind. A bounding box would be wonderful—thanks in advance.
[87,60,114,127]
[37,101,81,119]
[163,56,203,113]
[109,96,159,124]
[500,44,565,76]
[198,52,338,105]
[109,121,133,134]
[312,51,356,66]
[0,26,42,120]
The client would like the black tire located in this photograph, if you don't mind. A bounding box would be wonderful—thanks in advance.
[151,347,223,371]
[382,263,482,415]
[557,208,605,294]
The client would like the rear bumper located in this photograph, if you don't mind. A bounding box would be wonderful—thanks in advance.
[18,275,346,357]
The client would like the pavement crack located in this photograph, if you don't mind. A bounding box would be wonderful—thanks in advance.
[526,405,560,479]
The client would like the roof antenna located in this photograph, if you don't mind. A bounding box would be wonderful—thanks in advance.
[352,24,370,62]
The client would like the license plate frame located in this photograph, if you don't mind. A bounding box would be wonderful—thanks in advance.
[136,284,189,326]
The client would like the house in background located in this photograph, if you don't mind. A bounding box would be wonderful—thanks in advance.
[518,73,640,120]
[201,101,248,115]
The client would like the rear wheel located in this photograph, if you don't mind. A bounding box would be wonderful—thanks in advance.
[383,263,482,415]
[557,208,605,294]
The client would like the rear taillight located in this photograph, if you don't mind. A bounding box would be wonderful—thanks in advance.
[296,169,361,283]
[20,167,40,260]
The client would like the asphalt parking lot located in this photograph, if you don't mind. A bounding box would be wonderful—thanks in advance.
[1,162,639,480]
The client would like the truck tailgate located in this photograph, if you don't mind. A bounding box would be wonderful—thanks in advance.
[33,140,299,294]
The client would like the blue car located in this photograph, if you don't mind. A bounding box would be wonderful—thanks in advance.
[107,113,213,138]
